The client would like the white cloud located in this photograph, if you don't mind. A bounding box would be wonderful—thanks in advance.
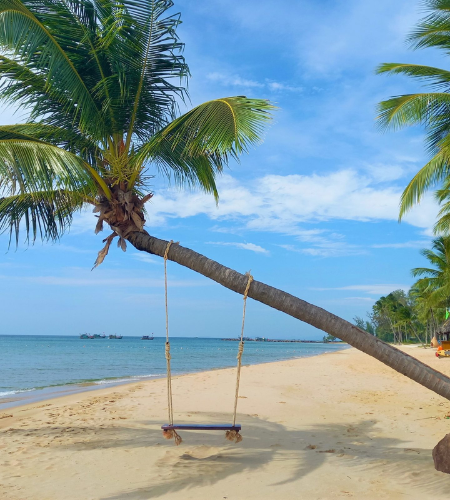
[207,241,269,254]
[146,170,438,230]
[267,81,303,92]
[314,284,410,295]
[206,72,302,93]
[132,253,158,264]
[325,296,377,305]
[207,72,264,88]
[0,268,207,288]
[141,169,439,256]
[278,241,365,258]
[372,240,429,249]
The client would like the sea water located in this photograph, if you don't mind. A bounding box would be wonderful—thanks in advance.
[0,335,348,408]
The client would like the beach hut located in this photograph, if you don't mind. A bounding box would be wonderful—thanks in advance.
[438,320,450,349]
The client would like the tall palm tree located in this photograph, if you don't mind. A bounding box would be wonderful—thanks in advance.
[3,0,450,404]
[410,278,440,340]
[377,0,450,228]
[412,236,450,308]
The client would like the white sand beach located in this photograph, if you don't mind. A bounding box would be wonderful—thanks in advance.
[1,346,450,500]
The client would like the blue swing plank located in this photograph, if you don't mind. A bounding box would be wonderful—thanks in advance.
[162,424,241,431]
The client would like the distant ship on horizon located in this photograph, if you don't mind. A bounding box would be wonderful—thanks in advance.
[79,333,111,339]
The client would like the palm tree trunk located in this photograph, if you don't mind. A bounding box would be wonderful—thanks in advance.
[128,232,450,401]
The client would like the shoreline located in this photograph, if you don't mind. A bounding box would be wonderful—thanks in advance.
[0,344,350,411]
[2,344,450,499]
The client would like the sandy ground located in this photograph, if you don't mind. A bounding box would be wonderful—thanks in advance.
[1,346,450,500]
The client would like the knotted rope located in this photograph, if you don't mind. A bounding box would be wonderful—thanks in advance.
[226,271,253,444]
[162,240,182,446]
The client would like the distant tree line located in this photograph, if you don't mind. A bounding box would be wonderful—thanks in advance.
[354,237,450,345]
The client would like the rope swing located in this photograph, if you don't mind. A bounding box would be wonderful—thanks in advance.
[226,271,253,444]
[160,240,253,445]
[162,241,182,445]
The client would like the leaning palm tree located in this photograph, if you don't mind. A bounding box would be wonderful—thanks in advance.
[377,0,450,227]
[3,0,450,407]
[0,0,273,264]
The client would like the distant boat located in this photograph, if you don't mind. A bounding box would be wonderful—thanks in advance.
[141,334,154,340]
[109,334,123,339]
[80,334,89,339]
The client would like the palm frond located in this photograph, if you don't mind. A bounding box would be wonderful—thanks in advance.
[136,136,222,199]
[124,0,189,148]
[412,266,441,277]
[376,92,450,131]
[408,1,450,52]
[0,0,104,135]
[140,97,274,162]
[0,189,89,245]
[376,63,450,90]
[399,148,450,218]
[0,139,101,197]
[0,124,98,162]
[135,97,274,195]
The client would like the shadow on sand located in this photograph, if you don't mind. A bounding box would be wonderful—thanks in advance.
[6,414,449,498]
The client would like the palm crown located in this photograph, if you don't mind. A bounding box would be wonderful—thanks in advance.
[377,0,450,230]
[0,0,273,264]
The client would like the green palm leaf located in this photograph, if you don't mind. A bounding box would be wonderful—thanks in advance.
[134,97,274,194]
[0,140,101,197]
[136,135,223,199]
[140,97,274,161]
[0,0,104,135]
[399,148,450,218]
[377,92,450,131]
[0,189,89,245]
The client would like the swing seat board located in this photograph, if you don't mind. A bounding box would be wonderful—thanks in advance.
[162,424,241,431]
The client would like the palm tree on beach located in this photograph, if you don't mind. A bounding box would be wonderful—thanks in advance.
[409,279,440,343]
[412,236,450,307]
[3,0,450,402]
[0,0,274,266]
[377,0,450,230]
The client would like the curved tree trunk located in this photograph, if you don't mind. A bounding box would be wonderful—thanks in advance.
[128,231,450,401]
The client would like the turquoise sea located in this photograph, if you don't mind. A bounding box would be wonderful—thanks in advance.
[0,335,348,409]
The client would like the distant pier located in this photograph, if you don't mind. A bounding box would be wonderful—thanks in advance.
[221,337,325,343]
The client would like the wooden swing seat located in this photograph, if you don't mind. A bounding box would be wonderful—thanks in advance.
[162,424,241,432]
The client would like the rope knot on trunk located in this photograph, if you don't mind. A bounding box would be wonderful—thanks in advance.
[165,342,171,360]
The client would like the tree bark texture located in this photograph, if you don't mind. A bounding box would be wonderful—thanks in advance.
[128,232,450,401]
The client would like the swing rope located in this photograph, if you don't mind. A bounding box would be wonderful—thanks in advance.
[161,239,252,445]
[226,271,253,444]
[162,240,182,445]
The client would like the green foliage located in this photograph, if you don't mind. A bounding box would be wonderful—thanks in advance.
[376,1,450,227]
[356,237,450,343]
[353,316,375,335]
[0,0,273,245]
[322,334,338,343]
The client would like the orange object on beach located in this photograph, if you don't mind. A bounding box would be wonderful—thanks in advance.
[438,345,443,351]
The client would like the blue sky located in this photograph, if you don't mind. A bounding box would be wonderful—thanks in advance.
[0,0,444,338]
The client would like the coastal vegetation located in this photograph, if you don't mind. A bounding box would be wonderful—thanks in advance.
[355,236,450,345]
[3,0,450,403]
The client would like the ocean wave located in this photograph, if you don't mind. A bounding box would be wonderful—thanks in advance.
[0,388,35,398]
[93,374,163,385]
